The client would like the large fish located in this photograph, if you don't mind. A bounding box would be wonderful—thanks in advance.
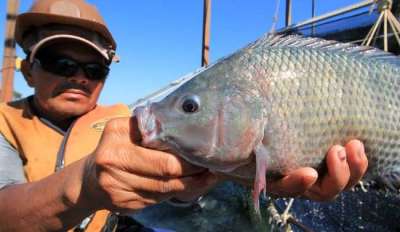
[134,34,400,211]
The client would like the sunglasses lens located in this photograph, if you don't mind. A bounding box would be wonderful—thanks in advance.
[36,56,109,81]
[40,57,80,77]
[84,64,109,80]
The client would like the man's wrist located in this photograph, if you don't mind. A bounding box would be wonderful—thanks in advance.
[62,156,98,212]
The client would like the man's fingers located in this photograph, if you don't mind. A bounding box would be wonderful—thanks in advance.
[344,140,368,189]
[268,167,318,197]
[124,146,206,177]
[129,116,143,143]
[97,117,205,178]
[305,145,350,201]
[102,167,214,201]
[102,117,133,143]
[93,117,217,213]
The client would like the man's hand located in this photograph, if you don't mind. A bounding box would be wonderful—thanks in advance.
[81,117,218,214]
[268,140,368,200]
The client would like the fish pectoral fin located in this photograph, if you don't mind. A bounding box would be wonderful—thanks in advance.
[252,143,270,214]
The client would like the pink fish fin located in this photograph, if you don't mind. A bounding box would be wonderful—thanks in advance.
[252,143,270,215]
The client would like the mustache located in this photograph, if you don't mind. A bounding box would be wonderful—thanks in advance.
[53,82,91,97]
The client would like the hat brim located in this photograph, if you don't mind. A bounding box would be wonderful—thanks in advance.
[28,34,110,63]
[15,12,116,50]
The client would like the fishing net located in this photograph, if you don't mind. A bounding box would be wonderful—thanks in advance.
[131,181,400,232]
[274,187,400,232]
[132,181,268,232]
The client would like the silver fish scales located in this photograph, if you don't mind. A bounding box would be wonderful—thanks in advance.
[134,34,400,212]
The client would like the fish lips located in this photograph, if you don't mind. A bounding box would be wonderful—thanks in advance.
[134,104,165,149]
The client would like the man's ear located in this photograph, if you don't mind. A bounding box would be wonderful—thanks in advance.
[21,59,34,87]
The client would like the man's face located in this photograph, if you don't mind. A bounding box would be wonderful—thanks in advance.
[27,41,108,121]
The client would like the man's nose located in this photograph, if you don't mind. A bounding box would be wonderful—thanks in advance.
[67,68,89,84]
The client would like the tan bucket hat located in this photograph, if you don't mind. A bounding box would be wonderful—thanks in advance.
[15,0,118,63]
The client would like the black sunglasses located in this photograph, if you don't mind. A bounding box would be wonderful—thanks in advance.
[33,55,110,81]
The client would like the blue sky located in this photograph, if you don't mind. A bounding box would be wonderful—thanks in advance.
[0,0,362,105]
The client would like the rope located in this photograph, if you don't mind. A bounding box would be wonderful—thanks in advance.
[269,0,281,34]
[362,0,400,51]
[267,198,315,232]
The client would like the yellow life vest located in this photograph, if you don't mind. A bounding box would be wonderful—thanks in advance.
[0,97,131,231]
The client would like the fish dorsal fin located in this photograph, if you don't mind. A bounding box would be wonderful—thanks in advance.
[253,33,400,66]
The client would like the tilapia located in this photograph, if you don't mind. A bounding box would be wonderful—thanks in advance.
[134,34,400,211]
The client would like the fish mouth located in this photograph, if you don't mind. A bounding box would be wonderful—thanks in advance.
[134,103,166,149]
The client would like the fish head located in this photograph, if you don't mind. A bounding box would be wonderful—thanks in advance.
[134,66,265,173]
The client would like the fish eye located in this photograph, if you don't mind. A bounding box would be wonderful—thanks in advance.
[181,95,200,113]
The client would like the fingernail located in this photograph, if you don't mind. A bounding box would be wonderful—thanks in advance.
[338,148,346,161]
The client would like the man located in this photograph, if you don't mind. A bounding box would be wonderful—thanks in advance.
[0,0,367,231]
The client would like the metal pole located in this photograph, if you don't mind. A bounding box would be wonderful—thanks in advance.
[312,0,316,18]
[201,0,211,67]
[285,0,292,27]
[1,0,19,102]
[311,0,316,36]
[384,9,388,51]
